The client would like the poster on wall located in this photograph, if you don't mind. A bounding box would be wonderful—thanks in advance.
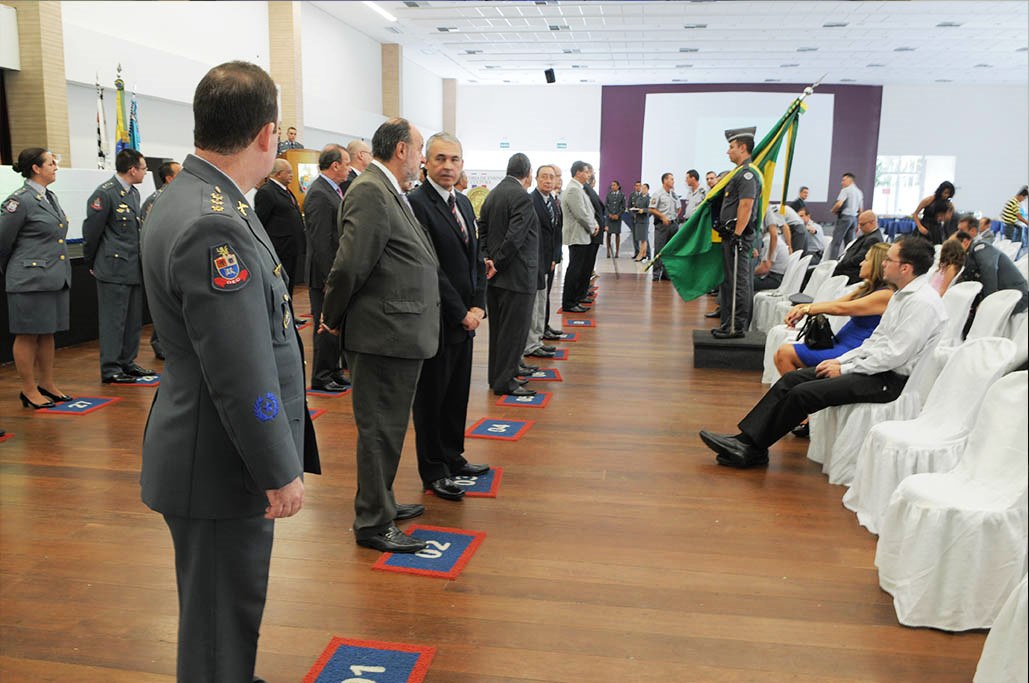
[297,163,320,194]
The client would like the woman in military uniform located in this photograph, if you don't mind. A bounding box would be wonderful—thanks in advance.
[0,148,73,408]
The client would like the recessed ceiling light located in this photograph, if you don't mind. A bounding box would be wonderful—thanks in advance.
[571,64,587,69]
[797,47,818,52]
[894,47,916,52]
[974,63,993,68]
[764,78,781,82]
[436,26,459,32]
[579,79,591,83]
[562,48,581,54]
[363,1,398,22]
[679,47,699,53]
[936,21,962,27]
[684,23,707,29]
[675,64,693,68]
[549,25,563,31]
[867,63,885,68]
[840,78,856,82]
[780,63,799,68]
[503,80,511,83]
[823,22,848,28]
[465,49,482,55]
[484,65,500,70]
[935,78,952,82]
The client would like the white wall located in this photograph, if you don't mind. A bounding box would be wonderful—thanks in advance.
[456,84,602,176]
[300,1,384,139]
[402,58,443,137]
[877,84,1029,216]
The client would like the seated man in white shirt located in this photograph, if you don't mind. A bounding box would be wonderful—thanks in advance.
[699,236,943,468]
[798,207,825,263]
[754,215,790,291]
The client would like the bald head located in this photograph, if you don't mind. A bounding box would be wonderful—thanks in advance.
[857,210,878,235]
[269,158,293,185]
[347,140,372,172]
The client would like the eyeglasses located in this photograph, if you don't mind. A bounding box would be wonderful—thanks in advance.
[882,256,909,266]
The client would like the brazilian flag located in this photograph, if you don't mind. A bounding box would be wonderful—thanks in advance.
[656,95,808,301]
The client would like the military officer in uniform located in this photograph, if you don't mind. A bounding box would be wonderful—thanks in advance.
[713,126,762,339]
[0,147,74,409]
[140,160,182,361]
[140,61,319,683]
[82,148,154,382]
[954,226,1029,318]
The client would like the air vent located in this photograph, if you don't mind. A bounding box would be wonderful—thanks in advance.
[823,22,848,28]
[894,47,916,52]
[465,49,482,55]
[484,65,500,70]
[385,26,402,34]
[571,64,587,69]
[683,23,707,29]
[672,78,688,82]
[840,78,856,82]
[436,26,458,32]
[974,63,993,68]
[675,64,693,68]
[867,63,885,68]
[562,48,581,54]
[936,21,962,27]
[679,47,699,53]
[549,25,563,31]
[764,78,781,82]
[935,78,953,82]
[797,47,818,52]
[780,63,799,68]
[403,1,421,7]
[1018,47,1029,52]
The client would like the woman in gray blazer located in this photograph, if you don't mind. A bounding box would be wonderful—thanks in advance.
[0,148,74,408]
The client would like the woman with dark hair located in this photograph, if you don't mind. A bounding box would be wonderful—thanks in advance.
[912,180,956,244]
[773,242,893,375]
[0,148,73,408]
[931,238,966,295]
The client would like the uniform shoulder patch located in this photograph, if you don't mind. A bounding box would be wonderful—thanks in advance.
[973,242,986,252]
[4,198,20,213]
[90,196,103,211]
[253,393,280,422]
[101,180,115,189]
[743,171,754,180]
[210,243,251,291]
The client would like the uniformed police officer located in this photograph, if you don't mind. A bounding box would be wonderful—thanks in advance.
[954,225,1029,318]
[0,147,73,409]
[82,148,154,382]
[140,160,182,361]
[140,61,320,683]
[714,126,762,339]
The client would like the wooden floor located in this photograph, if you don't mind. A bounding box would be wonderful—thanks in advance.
[1,256,986,682]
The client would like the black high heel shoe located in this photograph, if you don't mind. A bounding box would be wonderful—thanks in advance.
[37,386,72,402]
[20,393,55,409]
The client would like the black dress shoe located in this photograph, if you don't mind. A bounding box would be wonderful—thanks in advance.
[394,503,425,521]
[427,478,465,501]
[356,524,427,553]
[19,393,55,409]
[791,423,810,439]
[526,348,555,358]
[519,364,539,374]
[704,309,722,319]
[495,386,536,397]
[102,372,138,384]
[332,373,351,387]
[37,386,72,402]
[711,328,745,339]
[311,380,350,392]
[453,463,490,476]
[122,363,155,377]
[515,378,529,386]
[542,331,562,341]
[539,345,557,353]
[547,326,564,335]
[564,304,589,313]
[698,431,769,468]
[579,297,595,304]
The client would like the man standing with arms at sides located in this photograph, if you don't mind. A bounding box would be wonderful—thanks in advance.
[409,133,491,502]
[277,125,302,154]
[322,118,438,553]
[604,180,626,258]
[305,144,351,393]
[713,127,762,339]
[140,60,319,682]
[524,165,559,359]
[561,161,599,315]
[828,172,864,260]
[480,153,540,397]
[649,172,679,282]
[543,166,564,340]
[683,169,707,222]
[83,148,154,383]
[342,139,372,195]
[140,159,181,361]
[255,158,305,296]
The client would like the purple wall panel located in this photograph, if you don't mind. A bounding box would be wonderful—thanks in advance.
[598,83,882,222]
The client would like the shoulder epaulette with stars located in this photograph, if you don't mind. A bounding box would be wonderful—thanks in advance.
[201,185,231,216]
[101,180,115,190]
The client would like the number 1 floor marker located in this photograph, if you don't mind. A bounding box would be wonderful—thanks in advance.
[303,636,436,683]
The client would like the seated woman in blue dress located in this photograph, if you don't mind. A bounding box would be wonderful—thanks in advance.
[773,241,893,376]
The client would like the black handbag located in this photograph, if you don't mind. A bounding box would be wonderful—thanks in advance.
[798,313,836,350]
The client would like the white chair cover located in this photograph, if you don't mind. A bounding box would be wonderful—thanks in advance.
[842,337,1016,534]
[937,281,984,347]
[974,574,1028,682]
[807,336,942,476]
[762,275,854,385]
[967,289,1024,339]
[875,371,1029,631]
[749,252,811,333]
[1009,314,1029,369]
[1015,255,1028,283]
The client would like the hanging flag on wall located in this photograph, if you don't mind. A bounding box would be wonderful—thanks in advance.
[114,64,131,154]
[95,75,108,169]
[129,90,141,151]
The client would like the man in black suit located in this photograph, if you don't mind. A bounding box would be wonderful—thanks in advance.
[479,153,540,397]
[322,118,439,553]
[543,166,564,340]
[409,133,491,501]
[833,210,883,284]
[582,171,606,303]
[525,165,560,358]
[255,158,305,295]
[305,144,351,392]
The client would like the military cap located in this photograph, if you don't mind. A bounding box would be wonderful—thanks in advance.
[725,126,757,143]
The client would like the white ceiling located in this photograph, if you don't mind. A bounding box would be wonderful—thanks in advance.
[311,0,1029,86]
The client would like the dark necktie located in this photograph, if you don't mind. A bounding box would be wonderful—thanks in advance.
[284,185,298,208]
[545,196,555,224]
[334,184,343,200]
[45,190,60,215]
[448,193,468,244]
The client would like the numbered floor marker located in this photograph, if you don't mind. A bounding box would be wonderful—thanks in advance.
[564,318,596,328]
[309,408,327,421]
[465,417,534,441]
[554,332,578,342]
[518,368,562,382]
[307,386,351,398]
[373,525,486,579]
[551,349,569,360]
[119,374,160,387]
[37,396,121,416]
[496,391,551,408]
[303,636,435,683]
[0,432,13,444]
[426,467,503,498]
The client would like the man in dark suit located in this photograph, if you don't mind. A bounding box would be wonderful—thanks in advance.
[833,210,883,284]
[305,144,351,392]
[543,167,564,339]
[409,132,491,501]
[140,61,319,683]
[82,148,154,383]
[525,165,559,358]
[582,171,606,302]
[255,158,305,295]
[322,118,439,553]
[341,139,372,195]
[479,153,540,397]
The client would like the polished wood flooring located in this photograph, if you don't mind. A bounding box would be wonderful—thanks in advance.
[1,257,986,682]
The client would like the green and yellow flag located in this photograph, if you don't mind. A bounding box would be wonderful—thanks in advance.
[656,95,808,301]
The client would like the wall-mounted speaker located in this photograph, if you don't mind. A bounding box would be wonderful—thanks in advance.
[544,68,556,84]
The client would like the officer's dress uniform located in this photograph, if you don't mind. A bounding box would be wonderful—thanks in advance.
[140,154,320,683]
[958,240,1029,319]
[717,127,762,335]
[0,180,72,333]
[141,186,168,357]
[82,175,146,379]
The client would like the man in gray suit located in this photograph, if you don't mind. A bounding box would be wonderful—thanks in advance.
[83,148,154,383]
[561,160,599,313]
[140,61,319,683]
[322,118,439,554]
[479,153,540,397]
